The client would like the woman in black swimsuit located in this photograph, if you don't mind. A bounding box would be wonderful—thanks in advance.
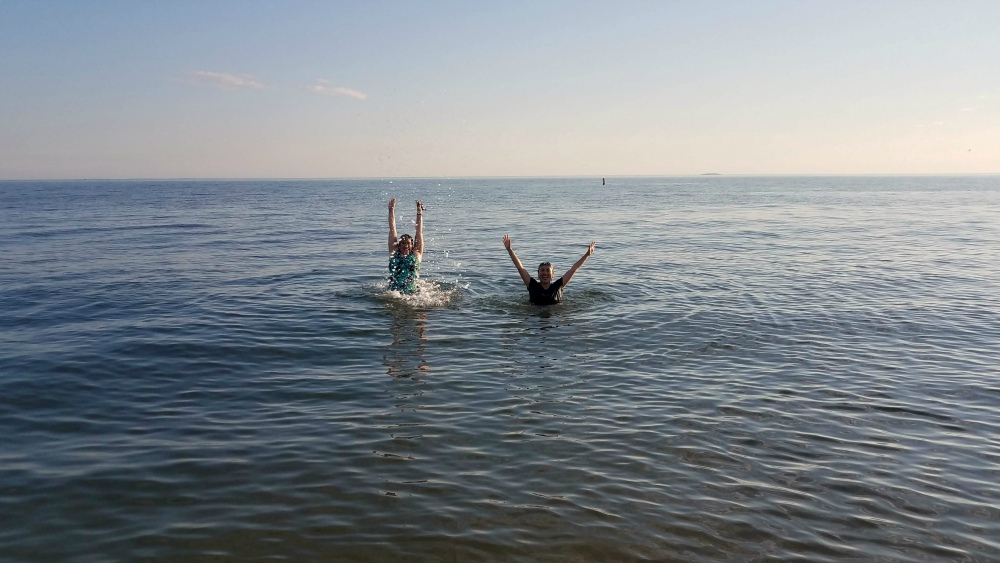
[502,234,596,305]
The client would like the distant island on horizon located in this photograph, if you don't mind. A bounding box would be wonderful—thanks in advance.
[702,173,722,176]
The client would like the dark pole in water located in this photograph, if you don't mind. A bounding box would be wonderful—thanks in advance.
[602,178,605,185]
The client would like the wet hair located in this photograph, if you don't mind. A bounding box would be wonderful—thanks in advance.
[537,262,553,272]
[398,234,413,244]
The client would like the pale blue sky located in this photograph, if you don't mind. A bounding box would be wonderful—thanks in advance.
[2,0,997,179]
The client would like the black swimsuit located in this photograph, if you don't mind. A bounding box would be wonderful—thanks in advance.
[528,278,563,305]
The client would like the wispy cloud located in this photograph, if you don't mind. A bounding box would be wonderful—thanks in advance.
[188,71,264,90]
[308,80,367,100]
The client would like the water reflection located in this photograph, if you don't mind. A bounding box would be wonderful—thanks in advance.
[384,306,430,379]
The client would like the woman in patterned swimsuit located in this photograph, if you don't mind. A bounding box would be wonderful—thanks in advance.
[387,198,424,294]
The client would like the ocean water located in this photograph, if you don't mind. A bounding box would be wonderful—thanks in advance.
[2,176,999,562]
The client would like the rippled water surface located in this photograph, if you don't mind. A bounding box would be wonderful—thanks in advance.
[2,177,1000,561]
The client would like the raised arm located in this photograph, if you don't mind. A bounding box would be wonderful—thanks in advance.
[413,200,425,257]
[503,234,531,287]
[387,198,398,253]
[560,241,596,286]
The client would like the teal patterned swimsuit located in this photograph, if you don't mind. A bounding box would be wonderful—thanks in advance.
[388,252,420,294]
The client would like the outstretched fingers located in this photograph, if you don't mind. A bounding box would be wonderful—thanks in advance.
[389,197,396,209]
[502,234,512,250]
[588,241,597,256]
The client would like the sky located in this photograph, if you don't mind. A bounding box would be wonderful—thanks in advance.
[1,0,998,179]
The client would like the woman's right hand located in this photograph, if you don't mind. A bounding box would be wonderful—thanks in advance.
[502,234,513,251]
[389,198,396,210]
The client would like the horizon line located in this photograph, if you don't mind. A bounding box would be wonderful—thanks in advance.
[2,172,999,182]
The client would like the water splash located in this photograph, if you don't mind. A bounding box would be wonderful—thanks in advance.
[369,278,464,308]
